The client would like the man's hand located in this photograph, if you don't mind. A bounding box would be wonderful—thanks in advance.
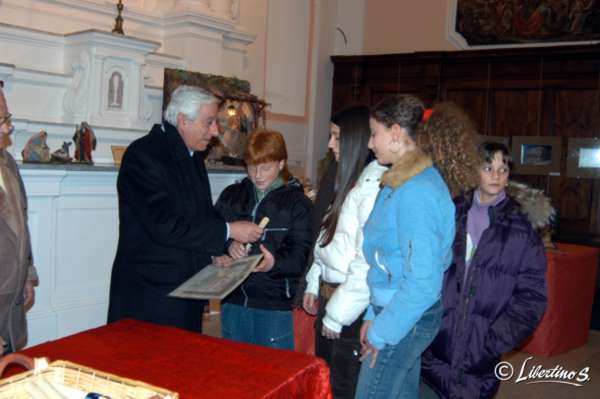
[0,336,6,356]
[253,244,275,273]
[228,240,247,259]
[302,293,318,315]
[229,221,263,243]
[321,324,340,340]
[213,255,233,267]
[24,280,35,310]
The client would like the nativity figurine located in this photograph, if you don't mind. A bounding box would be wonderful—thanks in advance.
[22,130,51,163]
[50,141,73,163]
[73,122,97,164]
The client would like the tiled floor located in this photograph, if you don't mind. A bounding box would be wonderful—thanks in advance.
[203,312,600,398]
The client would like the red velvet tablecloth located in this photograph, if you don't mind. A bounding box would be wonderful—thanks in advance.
[7,319,332,399]
[521,243,599,357]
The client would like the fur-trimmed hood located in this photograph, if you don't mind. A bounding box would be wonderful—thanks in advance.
[381,148,433,188]
[506,181,555,229]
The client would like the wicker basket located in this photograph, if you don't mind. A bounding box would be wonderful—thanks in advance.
[0,354,178,398]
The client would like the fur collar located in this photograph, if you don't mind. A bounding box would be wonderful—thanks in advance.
[381,148,433,188]
[506,181,555,229]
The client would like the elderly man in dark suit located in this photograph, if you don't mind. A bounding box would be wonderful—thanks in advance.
[0,81,38,354]
[108,85,263,332]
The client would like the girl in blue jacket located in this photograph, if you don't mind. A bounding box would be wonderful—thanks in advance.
[356,94,455,398]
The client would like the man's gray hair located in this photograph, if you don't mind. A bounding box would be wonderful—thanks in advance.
[163,85,218,126]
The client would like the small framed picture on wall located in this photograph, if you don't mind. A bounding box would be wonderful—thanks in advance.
[567,138,600,179]
[511,136,561,176]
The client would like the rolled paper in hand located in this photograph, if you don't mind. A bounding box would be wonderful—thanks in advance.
[258,217,270,229]
[245,217,270,253]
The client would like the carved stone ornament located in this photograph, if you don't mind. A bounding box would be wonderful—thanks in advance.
[63,52,91,120]
[138,71,153,122]
[108,71,124,109]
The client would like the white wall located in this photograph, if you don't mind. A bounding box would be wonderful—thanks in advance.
[305,0,338,180]
[262,0,366,180]
[264,0,310,117]
[334,0,366,55]
[363,0,455,54]
[237,0,267,99]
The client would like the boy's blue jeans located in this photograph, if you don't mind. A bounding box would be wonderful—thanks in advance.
[221,303,294,350]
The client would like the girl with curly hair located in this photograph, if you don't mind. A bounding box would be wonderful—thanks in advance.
[356,95,456,398]
[417,102,480,197]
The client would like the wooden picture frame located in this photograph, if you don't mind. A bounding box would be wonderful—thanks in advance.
[511,136,561,176]
[567,138,600,179]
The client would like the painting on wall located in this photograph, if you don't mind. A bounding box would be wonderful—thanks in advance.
[455,0,600,46]
[163,68,268,165]
[567,137,600,178]
[511,135,561,175]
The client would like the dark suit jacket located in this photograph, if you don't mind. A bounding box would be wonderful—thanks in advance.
[107,122,226,332]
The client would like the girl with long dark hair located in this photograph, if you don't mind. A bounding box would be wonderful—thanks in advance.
[303,104,382,398]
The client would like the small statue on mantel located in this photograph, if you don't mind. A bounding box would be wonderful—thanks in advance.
[22,130,51,163]
[50,141,72,163]
[73,121,96,164]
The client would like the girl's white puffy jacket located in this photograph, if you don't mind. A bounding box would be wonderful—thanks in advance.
[305,160,387,333]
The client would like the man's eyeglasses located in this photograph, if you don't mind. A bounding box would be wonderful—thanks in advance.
[0,113,12,126]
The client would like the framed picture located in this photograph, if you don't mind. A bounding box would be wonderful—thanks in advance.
[567,138,600,178]
[449,0,600,49]
[475,135,509,147]
[163,68,268,163]
[511,136,561,176]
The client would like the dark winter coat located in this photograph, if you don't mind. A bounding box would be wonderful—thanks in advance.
[215,177,314,311]
[108,122,227,332]
[422,189,548,399]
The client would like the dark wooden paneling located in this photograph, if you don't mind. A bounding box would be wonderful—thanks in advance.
[443,90,487,132]
[491,90,541,136]
[331,44,600,242]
